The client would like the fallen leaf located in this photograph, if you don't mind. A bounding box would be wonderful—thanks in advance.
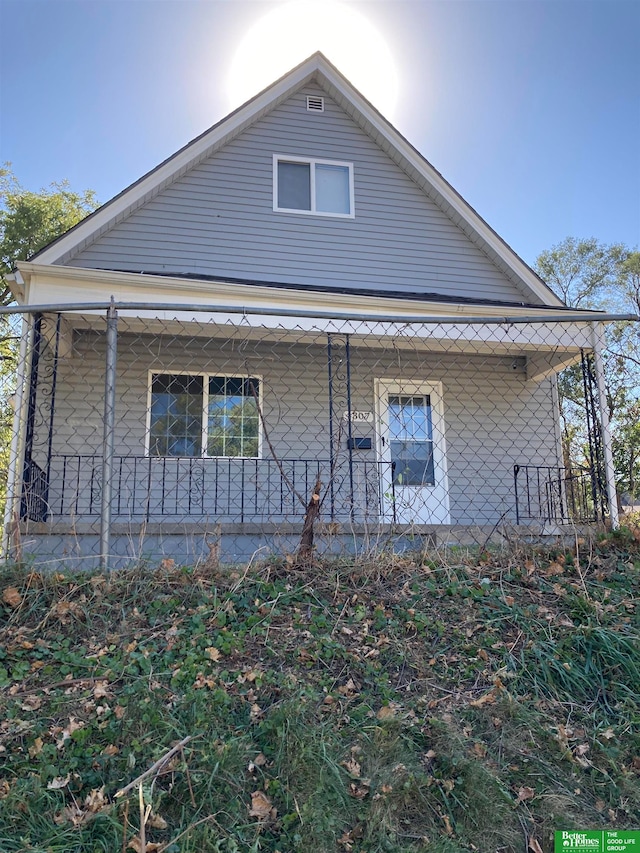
[376,705,396,720]
[93,681,109,699]
[2,587,21,608]
[249,790,273,819]
[601,728,615,740]
[516,786,535,802]
[442,814,453,835]
[349,781,370,799]
[253,752,267,766]
[103,744,119,756]
[21,695,42,712]
[341,758,361,778]
[574,743,590,756]
[148,812,168,830]
[127,837,160,852]
[205,646,221,662]
[471,742,487,758]
[47,774,71,790]
[28,737,43,758]
[84,787,107,812]
[469,690,496,707]
[528,838,544,853]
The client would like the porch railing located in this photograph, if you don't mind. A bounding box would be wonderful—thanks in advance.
[513,464,603,525]
[41,455,389,524]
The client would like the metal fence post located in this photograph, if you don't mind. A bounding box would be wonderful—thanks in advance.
[591,322,619,529]
[1,314,32,560]
[100,300,118,568]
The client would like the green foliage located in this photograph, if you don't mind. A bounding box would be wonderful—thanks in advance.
[535,236,640,495]
[0,164,98,305]
[0,539,639,850]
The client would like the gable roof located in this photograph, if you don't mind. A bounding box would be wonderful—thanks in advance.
[31,52,564,308]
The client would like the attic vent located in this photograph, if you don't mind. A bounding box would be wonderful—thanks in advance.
[306,95,324,112]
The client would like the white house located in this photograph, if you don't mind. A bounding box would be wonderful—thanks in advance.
[5,53,615,566]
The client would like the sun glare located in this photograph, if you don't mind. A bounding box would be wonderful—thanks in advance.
[227,0,399,119]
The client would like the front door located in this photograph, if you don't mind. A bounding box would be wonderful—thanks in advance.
[376,380,450,524]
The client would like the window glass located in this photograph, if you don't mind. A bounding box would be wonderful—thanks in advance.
[149,374,260,458]
[149,374,203,457]
[389,395,435,485]
[207,377,260,458]
[316,164,350,214]
[278,161,311,210]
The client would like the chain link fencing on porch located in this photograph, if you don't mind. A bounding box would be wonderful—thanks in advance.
[2,302,636,569]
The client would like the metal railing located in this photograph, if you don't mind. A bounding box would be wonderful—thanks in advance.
[514,464,602,525]
[44,454,390,524]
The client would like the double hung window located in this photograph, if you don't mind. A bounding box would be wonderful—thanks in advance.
[274,156,354,217]
[148,373,260,458]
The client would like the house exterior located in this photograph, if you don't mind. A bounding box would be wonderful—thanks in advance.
[4,53,614,567]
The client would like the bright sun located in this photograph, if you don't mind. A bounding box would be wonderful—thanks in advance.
[227,0,399,119]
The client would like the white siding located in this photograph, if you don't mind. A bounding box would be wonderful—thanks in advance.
[65,84,535,305]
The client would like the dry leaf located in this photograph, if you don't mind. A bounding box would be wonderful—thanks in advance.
[503,595,515,606]
[103,744,119,756]
[2,587,21,608]
[341,758,361,778]
[376,705,396,720]
[28,737,43,758]
[477,648,489,662]
[93,681,109,699]
[148,812,168,830]
[528,837,543,853]
[249,790,273,819]
[349,781,370,799]
[517,786,535,802]
[574,743,590,756]
[127,836,161,852]
[471,742,487,758]
[47,774,71,790]
[253,752,267,766]
[601,728,615,740]
[21,695,42,712]
[442,814,453,835]
[84,787,107,812]
[205,646,221,661]
[469,690,496,707]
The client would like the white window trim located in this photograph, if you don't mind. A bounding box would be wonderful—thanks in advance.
[273,154,355,218]
[145,370,263,459]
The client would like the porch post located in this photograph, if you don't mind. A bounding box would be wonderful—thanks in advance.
[590,323,619,529]
[99,300,118,569]
[1,314,32,561]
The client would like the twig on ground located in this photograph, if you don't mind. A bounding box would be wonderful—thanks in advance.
[114,736,193,799]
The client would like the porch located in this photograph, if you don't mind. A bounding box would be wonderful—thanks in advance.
[6,300,616,566]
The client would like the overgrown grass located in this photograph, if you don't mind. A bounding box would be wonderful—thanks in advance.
[1,526,639,852]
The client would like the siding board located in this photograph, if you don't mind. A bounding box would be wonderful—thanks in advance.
[66,84,534,305]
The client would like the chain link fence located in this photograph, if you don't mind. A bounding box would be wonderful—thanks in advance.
[1,303,635,568]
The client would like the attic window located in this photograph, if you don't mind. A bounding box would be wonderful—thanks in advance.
[273,155,354,217]
[306,95,324,112]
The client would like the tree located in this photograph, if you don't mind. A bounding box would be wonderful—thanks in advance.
[535,237,640,500]
[0,164,98,305]
[535,236,627,309]
[0,166,99,522]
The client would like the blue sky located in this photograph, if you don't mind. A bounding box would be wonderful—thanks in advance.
[1,0,638,268]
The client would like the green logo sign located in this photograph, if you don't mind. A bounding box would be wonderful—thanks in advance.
[555,831,640,852]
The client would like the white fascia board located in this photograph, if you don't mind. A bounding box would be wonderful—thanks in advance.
[18,262,580,322]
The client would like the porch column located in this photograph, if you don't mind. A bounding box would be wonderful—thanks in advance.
[591,323,619,529]
[99,300,118,569]
[1,314,32,561]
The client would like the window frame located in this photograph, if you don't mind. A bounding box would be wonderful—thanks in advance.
[145,370,263,459]
[273,154,355,218]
